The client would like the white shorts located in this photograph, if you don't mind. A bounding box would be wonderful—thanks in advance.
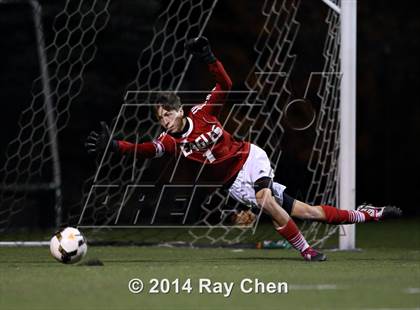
[228,144,286,208]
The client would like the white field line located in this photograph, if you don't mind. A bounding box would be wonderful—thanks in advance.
[363,308,420,310]
[289,284,342,290]
[403,288,420,294]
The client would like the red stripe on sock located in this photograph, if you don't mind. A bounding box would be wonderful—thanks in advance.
[276,219,309,252]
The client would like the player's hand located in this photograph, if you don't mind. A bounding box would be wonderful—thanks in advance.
[85,122,118,155]
[230,210,256,226]
[185,36,216,64]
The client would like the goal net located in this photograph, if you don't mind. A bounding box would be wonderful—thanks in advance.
[0,0,348,249]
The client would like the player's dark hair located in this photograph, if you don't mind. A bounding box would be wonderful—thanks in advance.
[153,92,182,116]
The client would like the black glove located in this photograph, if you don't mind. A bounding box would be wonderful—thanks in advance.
[185,36,216,64]
[85,121,118,155]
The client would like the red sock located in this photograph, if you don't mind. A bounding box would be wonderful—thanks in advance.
[276,219,309,253]
[321,205,371,224]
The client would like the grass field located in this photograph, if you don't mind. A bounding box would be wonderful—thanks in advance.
[1,219,419,310]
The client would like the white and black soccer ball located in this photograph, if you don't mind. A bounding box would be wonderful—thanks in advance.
[50,227,87,264]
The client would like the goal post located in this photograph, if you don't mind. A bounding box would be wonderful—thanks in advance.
[339,0,357,250]
[31,0,63,229]
[321,0,357,250]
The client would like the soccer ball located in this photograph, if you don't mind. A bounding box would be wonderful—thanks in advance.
[50,227,87,264]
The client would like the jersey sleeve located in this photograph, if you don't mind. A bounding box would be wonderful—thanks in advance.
[116,133,176,158]
[191,60,233,116]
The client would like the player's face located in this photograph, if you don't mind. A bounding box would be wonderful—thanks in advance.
[156,106,184,133]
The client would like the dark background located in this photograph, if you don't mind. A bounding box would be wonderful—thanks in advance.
[0,0,419,229]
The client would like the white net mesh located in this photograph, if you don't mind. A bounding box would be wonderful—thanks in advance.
[0,0,112,231]
[301,7,341,247]
[1,0,343,248]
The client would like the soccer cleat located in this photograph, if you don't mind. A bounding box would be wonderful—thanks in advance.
[301,247,327,262]
[356,204,402,221]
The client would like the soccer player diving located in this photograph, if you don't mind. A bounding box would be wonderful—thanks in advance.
[86,36,402,261]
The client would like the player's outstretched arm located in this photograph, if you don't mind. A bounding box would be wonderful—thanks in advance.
[185,36,232,116]
[85,122,118,155]
[185,36,232,91]
[85,122,176,159]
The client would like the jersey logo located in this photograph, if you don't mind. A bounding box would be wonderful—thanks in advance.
[180,125,222,160]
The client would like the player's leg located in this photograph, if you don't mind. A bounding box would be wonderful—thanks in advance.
[255,187,289,226]
[290,200,366,223]
[287,198,402,224]
[271,182,402,224]
[255,186,326,262]
[228,144,326,261]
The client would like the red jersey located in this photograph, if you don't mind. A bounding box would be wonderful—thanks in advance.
[117,60,250,184]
